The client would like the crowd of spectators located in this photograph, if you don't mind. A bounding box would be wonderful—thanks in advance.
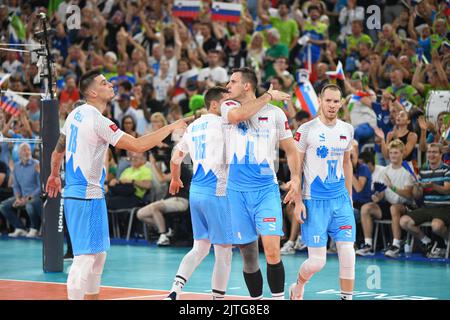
[0,0,448,258]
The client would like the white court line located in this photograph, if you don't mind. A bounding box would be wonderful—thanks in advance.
[0,279,249,299]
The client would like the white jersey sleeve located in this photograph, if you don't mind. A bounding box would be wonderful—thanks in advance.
[174,130,190,154]
[344,122,355,152]
[220,100,241,124]
[275,107,292,141]
[295,120,312,153]
[94,112,124,147]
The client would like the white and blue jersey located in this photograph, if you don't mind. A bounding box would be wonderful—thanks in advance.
[221,100,292,191]
[174,113,232,244]
[62,103,124,199]
[221,100,292,244]
[295,117,354,200]
[61,103,124,255]
[295,117,356,247]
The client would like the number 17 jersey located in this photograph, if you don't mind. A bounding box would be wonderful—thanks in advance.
[295,117,354,200]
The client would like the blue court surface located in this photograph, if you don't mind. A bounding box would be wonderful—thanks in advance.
[0,236,449,300]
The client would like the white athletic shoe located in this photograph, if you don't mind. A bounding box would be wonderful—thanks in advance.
[281,241,295,255]
[8,228,27,238]
[289,283,304,300]
[157,233,170,246]
[294,237,307,251]
[26,228,39,238]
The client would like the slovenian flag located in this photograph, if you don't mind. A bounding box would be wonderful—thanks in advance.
[294,80,319,117]
[0,73,11,86]
[211,2,242,23]
[326,61,345,80]
[351,91,372,101]
[172,1,201,18]
[0,90,28,116]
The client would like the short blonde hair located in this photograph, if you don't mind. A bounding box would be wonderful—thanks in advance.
[387,139,405,152]
[150,112,168,126]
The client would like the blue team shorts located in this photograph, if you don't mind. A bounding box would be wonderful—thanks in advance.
[64,198,110,255]
[302,193,355,247]
[189,191,233,244]
[227,184,284,245]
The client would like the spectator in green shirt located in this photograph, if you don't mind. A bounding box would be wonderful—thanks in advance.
[345,20,374,56]
[262,28,289,82]
[107,151,153,211]
[412,50,450,102]
[267,1,299,50]
[387,68,424,108]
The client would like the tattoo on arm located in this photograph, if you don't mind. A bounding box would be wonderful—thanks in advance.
[55,134,66,153]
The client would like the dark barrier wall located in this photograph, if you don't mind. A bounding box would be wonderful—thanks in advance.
[41,99,64,272]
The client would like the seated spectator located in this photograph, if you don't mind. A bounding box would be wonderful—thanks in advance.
[356,139,414,258]
[2,111,37,163]
[352,148,372,213]
[376,109,418,167]
[0,143,41,238]
[136,162,191,246]
[0,159,12,234]
[115,115,140,177]
[106,151,152,236]
[400,143,450,259]
[149,113,173,166]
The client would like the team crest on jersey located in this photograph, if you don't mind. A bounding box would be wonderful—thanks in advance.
[316,146,328,158]
[237,122,248,135]
[294,132,301,141]
[340,135,347,141]
[109,124,119,132]
[258,117,268,122]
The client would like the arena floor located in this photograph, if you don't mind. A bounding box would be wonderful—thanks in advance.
[0,237,449,300]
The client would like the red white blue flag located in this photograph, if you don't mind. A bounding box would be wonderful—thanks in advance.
[172,1,201,18]
[294,80,319,117]
[326,61,345,80]
[211,2,242,23]
[0,90,28,116]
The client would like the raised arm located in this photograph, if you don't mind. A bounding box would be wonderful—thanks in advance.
[115,119,188,153]
[226,86,290,124]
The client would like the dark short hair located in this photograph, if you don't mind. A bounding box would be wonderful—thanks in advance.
[232,67,258,93]
[320,84,342,98]
[359,151,375,166]
[79,68,103,97]
[295,110,311,122]
[118,81,132,91]
[308,5,320,13]
[204,86,229,110]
